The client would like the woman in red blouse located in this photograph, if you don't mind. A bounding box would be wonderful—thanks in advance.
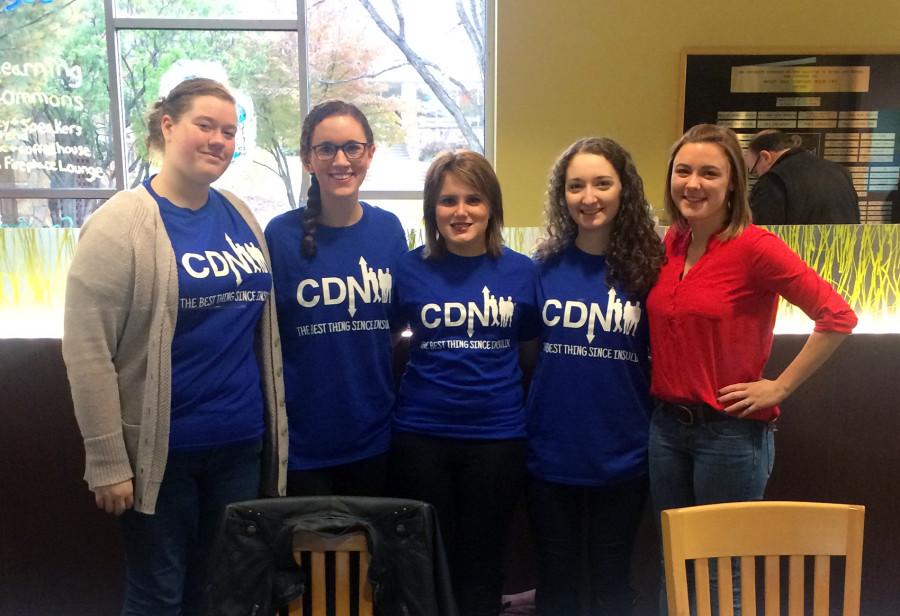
[646,124,857,614]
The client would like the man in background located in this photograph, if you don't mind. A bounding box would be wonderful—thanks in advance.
[744,129,860,225]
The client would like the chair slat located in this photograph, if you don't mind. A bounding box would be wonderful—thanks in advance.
[664,555,690,615]
[739,556,756,616]
[716,557,734,616]
[765,555,780,616]
[290,550,304,616]
[695,558,712,616]
[360,549,373,616]
[335,551,350,616]
[843,507,865,616]
[788,554,804,616]
[812,554,830,616]
[311,551,326,615]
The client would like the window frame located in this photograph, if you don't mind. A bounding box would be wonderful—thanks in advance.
[0,0,496,208]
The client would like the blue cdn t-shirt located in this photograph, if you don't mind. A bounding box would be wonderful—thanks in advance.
[526,244,651,487]
[393,246,540,440]
[265,202,408,470]
[146,179,271,450]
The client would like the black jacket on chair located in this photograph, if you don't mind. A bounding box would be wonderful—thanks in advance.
[204,496,458,616]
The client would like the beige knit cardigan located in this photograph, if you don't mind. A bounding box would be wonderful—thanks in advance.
[62,185,287,514]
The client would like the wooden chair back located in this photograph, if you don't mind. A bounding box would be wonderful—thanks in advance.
[661,501,865,616]
[289,530,373,616]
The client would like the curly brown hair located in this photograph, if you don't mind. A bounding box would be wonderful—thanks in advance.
[535,137,664,296]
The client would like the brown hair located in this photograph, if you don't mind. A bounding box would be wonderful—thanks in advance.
[663,124,750,240]
[422,150,504,259]
[144,77,235,155]
[747,129,793,154]
[535,137,664,296]
[298,100,375,259]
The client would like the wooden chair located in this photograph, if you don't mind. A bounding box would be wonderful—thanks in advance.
[661,501,865,616]
[288,530,374,616]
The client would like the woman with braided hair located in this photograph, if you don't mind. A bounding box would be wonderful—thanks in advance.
[265,100,407,496]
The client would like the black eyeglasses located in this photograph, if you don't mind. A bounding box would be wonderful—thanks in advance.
[748,154,761,176]
[310,141,370,161]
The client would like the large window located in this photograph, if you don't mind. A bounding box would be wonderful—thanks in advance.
[0,0,492,336]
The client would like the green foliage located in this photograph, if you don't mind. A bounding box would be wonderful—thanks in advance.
[2,0,477,212]
[0,0,70,50]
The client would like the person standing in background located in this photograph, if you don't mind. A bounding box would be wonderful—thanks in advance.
[265,100,407,497]
[744,129,860,224]
[63,77,287,616]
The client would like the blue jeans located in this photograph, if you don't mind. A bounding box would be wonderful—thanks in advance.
[527,474,648,616]
[119,438,263,616]
[649,406,775,616]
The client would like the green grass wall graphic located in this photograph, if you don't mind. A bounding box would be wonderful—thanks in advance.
[1,225,896,336]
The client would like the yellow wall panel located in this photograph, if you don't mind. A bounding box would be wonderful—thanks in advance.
[495,0,900,225]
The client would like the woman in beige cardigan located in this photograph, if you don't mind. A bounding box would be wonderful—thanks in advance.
[62,78,287,616]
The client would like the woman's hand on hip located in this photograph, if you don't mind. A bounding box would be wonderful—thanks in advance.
[718,379,789,417]
[94,479,134,515]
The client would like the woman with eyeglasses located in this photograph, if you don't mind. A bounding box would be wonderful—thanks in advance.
[647,124,857,614]
[265,100,407,497]
[62,78,287,615]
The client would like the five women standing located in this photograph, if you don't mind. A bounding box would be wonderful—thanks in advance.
[65,79,858,615]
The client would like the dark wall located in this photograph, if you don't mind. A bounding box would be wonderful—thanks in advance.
[1,335,898,615]
[761,334,900,616]
[0,338,123,615]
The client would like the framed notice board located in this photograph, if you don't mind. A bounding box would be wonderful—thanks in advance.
[680,50,900,223]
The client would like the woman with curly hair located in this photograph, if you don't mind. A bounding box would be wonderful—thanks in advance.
[526,137,664,615]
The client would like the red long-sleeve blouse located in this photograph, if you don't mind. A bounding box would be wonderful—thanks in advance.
[647,225,857,421]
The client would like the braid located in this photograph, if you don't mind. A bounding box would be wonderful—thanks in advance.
[301,174,322,258]
[298,100,374,260]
